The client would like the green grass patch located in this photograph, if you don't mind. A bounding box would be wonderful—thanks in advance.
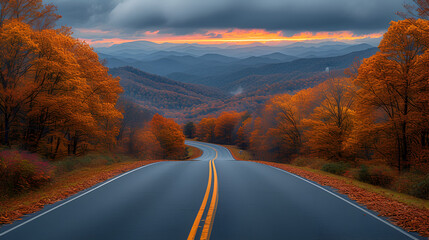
[321,162,350,175]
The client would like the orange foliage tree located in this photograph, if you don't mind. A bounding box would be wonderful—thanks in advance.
[399,0,429,19]
[214,111,242,144]
[304,77,357,160]
[131,129,162,159]
[236,117,252,149]
[149,114,186,159]
[196,117,216,142]
[355,19,429,171]
[245,86,324,161]
[0,3,122,158]
[0,0,60,29]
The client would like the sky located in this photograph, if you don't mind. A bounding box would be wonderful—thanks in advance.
[46,0,405,47]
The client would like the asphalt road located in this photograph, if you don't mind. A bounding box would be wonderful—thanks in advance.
[0,141,424,240]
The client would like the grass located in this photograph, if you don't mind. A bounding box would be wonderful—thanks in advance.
[222,144,256,160]
[185,145,203,160]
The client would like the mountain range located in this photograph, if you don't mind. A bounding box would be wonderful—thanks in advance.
[104,41,379,122]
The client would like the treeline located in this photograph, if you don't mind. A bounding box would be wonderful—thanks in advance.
[117,102,186,159]
[0,0,187,196]
[0,0,122,158]
[193,19,429,174]
[186,111,246,145]
[0,0,187,160]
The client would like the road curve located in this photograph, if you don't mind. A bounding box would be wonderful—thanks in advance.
[0,141,424,240]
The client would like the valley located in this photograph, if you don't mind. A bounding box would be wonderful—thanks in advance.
[104,41,378,122]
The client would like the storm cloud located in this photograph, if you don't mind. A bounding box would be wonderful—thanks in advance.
[49,0,404,34]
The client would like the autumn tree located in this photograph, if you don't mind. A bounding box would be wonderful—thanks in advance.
[214,111,242,144]
[149,114,186,159]
[0,0,60,29]
[269,94,303,157]
[116,97,153,153]
[355,19,429,171]
[236,117,252,149]
[0,20,38,146]
[196,117,216,142]
[305,77,357,160]
[398,0,429,20]
[130,128,162,159]
[0,19,122,157]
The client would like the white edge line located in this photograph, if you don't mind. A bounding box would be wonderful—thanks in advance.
[264,164,420,240]
[0,162,162,237]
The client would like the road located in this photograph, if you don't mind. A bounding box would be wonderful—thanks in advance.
[0,141,424,240]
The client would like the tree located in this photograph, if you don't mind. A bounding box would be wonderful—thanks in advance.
[236,117,252,149]
[131,128,162,159]
[269,94,303,158]
[116,97,153,151]
[355,19,429,171]
[0,20,39,146]
[149,114,186,159]
[305,77,357,160]
[0,19,123,157]
[398,0,429,20]
[0,0,60,29]
[214,111,242,144]
[184,122,196,139]
[196,117,216,142]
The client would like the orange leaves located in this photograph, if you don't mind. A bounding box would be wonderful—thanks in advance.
[0,19,123,157]
[355,19,429,171]
[304,77,357,160]
[0,0,60,29]
[131,129,162,159]
[196,117,216,142]
[195,111,244,145]
[214,111,242,144]
[243,20,429,170]
[149,114,186,159]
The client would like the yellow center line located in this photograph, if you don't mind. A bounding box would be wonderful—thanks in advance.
[187,147,217,240]
[200,159,219,240]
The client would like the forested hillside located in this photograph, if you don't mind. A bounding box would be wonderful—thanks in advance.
[110,67,226,111]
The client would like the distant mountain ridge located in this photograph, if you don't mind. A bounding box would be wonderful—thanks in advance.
[104,43,379,122]
[190,47,378,89]
[97,41,375,59]
[98,41,376,90]
[110,67,227,111]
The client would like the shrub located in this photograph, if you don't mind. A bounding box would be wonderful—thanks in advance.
[410,175,429,200]
[292,157,313,167]
[358,165,395,187]
[54,153,119,174]
[0,150,53,196]
[321,162,350,175]
[292,157,327,169]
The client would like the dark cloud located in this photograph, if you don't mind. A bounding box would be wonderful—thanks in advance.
[48,0,404,34]
[47,0,120,27]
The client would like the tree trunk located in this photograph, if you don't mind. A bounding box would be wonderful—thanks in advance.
[3,113,10,146]
[401,121,409,170]
[72,136,78,155]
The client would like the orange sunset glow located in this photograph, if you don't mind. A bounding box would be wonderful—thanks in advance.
[79,29,384,46]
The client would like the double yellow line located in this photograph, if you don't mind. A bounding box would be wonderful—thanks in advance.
[187,147,219,240]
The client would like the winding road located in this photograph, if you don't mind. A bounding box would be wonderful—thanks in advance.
[0,141,424,240]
